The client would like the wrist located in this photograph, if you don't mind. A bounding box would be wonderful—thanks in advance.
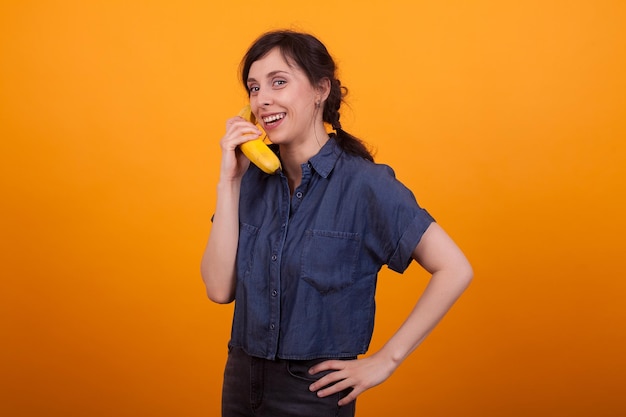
[372,347,404,375]
[377,341,413,369]
[217,176,242,190]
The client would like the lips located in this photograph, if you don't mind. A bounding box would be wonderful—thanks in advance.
[262,113,286,125]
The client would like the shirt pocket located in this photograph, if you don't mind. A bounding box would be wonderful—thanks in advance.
[237,222,260,280]
[301,230,360,295]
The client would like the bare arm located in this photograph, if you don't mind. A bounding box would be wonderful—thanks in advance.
[373,222,474,364]
[309,222,473,405]
[200,179,241,304]
[200,115,262,304]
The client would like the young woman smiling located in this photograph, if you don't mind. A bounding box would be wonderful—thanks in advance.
[201,30,473,417]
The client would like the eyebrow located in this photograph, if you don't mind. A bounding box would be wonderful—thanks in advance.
[247,70,290,84]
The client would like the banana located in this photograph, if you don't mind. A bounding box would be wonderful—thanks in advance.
[237,105,282,174]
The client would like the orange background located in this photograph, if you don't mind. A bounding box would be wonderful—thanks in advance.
[1,1,625,416]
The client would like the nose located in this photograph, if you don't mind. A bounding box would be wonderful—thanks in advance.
[256,87,273,107]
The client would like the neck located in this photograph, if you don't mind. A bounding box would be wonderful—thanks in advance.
[279,127,329,193]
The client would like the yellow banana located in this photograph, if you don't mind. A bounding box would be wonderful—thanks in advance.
[237,105,282,174]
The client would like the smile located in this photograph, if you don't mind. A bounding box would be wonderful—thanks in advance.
[262,113,286,124]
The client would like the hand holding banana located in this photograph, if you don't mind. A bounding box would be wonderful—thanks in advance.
[237,105,282,175]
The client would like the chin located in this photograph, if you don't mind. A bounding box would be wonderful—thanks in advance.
[267,134,286,145]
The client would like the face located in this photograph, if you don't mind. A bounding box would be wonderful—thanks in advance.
[247,47,322,146]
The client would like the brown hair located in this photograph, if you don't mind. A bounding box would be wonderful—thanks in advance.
[240,30,374,162]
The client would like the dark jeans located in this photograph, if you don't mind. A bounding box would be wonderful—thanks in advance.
[222,347,356,417]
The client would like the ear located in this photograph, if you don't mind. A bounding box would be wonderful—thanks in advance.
[316,78,331,103]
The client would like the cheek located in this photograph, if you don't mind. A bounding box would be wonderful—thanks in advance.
[289,83,317,103]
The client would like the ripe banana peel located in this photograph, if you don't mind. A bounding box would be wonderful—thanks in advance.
[237,105,282,174]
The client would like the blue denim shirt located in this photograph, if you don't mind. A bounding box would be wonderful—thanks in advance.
[230,136,435,360]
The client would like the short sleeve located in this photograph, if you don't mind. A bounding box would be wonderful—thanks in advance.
[362,164,435,273]
[387,208,434,272]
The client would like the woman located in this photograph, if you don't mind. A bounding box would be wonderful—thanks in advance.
[201,30,473,417]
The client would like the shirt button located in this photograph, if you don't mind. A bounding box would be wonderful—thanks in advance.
[271,289,278,297]
[270,323,275,330]
[271,254,277,261]
[295,191,303,199]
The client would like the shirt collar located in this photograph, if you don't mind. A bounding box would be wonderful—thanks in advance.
[306,134,342,178]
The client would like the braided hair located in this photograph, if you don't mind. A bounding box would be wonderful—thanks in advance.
[240,30,374,162]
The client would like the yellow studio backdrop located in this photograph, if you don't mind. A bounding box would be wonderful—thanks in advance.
[1,1,625,416]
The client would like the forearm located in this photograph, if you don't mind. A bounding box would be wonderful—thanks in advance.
[201,179,242,303]
[377,267,472,367]
[307,267,472,406]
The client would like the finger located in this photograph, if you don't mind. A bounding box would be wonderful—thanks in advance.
[314,378,353,398]
[221,129,262,151]
[228,124,261,138]
[225,115,246,126]
[308,370,346,392]
[337,388,361,406]
[225,116,260,133]
[308,360,344,375]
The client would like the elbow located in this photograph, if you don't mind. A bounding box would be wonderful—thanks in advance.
[459,262,474,290]
[201,267,236,304]
[202,277,235,304]
[206,289,235,304]
[443,256,473,292]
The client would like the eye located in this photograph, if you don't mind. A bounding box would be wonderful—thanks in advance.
[248,85,260,95]
[273,79,286,88]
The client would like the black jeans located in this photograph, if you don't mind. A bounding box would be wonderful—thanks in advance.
[222,347,356,417]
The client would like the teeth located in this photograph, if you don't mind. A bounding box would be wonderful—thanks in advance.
[263,113,285,123]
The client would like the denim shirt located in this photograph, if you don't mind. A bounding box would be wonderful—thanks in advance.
[230,136,435,360]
